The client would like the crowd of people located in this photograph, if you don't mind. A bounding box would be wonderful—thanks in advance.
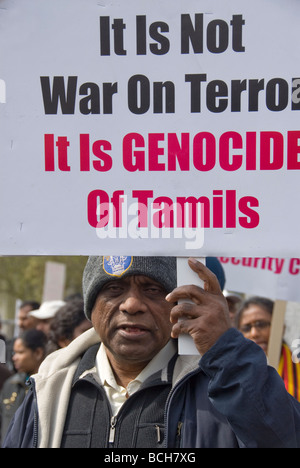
[0,256,300,448]
[0,296,92,444]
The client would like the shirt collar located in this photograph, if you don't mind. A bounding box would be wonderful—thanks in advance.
[96,340,177,391]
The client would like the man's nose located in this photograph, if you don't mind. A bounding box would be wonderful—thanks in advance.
[119,289,147,315]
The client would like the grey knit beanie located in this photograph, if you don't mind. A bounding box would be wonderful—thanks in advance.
[83,256,177,320]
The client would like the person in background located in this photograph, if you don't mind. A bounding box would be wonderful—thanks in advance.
[236,296,300,401]
[17,301,40,333]
[224,292,243,326]
[46,299,92,355]
[4,301,41,373]
[0,329,47,444]
[29,300,66,337]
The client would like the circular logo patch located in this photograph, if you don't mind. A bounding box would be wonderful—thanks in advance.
[103,256,133,277]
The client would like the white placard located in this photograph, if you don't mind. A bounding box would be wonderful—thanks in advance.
[176,257,205,355]
[42,262,66,302]
[0,0,300,255]
[219,257,300,302]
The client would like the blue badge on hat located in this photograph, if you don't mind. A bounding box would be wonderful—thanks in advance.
[103,256,133,277]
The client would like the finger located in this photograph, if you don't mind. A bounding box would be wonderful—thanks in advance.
[188,258,222,294]
[171,316,201,339]
[170,302,200,324]
[166,284,206,306]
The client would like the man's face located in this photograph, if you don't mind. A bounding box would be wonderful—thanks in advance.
[36,319,53,336]
[91,275,174,368]
[18,306,38,332]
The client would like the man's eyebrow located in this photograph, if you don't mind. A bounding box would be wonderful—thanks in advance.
[143,280,163,287]
[102,279,125,288]
[140,279,166,290]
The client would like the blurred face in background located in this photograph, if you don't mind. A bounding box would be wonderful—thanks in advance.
[18,305,39,332]
[12,338,44,375]
[238,305,272,354]
[36,319,53,336]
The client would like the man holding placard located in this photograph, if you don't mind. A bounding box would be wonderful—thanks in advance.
[3,256,300,449]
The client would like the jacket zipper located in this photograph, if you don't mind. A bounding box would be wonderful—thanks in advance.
[106,380,171,448]
[163,367,201,448]
[108,414,163,447]
[109,415,117,445]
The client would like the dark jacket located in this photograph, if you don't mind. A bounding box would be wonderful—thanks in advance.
[0,364,11,392]
[3,328,300,448]
[0,372,27,444]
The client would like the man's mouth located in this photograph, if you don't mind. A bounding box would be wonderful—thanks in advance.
[117,324,150,337]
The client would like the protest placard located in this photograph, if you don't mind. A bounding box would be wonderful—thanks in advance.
[0,0,300,255]
[219,257,300,302]
[42,261,66,302]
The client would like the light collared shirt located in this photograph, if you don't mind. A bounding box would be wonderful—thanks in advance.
[96,340,177,417]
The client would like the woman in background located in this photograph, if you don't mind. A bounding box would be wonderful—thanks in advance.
[0,329,47,443]
[236,296,300,401]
